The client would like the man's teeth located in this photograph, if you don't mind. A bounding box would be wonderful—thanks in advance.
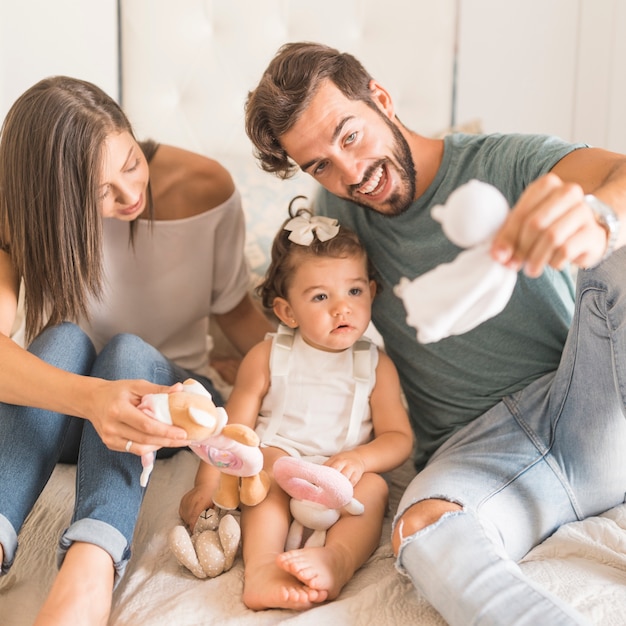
[359,166,383,194]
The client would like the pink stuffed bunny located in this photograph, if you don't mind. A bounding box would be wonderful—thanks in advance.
[273,456,364,550]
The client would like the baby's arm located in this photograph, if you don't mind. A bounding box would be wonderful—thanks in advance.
[326,350,413,484]
[179,339,272,528]
[179,462,222,529]
[223,338,272,430]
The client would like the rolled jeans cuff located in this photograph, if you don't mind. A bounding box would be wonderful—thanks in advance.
[0,514,18,574]
[58,518,130,583]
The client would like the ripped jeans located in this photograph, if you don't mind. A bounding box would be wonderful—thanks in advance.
[394,247,626,625]
[0,324,222,580]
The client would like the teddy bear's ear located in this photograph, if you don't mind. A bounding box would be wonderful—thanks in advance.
[188,406,227,431]
[182,378,213,398]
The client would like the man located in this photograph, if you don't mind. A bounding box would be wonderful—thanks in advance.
[245,42,626,624]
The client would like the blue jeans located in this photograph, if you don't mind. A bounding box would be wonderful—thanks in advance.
[0,325,223,578]
[394,247,626,626]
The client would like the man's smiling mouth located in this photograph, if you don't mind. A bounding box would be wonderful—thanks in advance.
[357,164,385,196]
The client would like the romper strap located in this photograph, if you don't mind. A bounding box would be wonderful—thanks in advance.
[263,327,373,453]
[343,338,372,450]
[261,324,295,444]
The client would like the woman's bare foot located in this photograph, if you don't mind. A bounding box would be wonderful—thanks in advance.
[34,542,114,626]
[243,555,328,611]
[276,544,353,600]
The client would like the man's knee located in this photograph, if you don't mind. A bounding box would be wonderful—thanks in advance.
[392,498,462,555]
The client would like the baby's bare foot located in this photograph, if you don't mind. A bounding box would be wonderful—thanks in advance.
[277,545,352,600]
[243,560,328,611]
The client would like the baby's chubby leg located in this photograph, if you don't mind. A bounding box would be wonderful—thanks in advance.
[278,471,389,601]
[240,447,326,611]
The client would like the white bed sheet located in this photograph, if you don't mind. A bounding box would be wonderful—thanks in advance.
[3,448,626,625]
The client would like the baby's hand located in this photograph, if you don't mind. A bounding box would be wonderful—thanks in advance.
[179,485,214,531]
[325,451,366,486]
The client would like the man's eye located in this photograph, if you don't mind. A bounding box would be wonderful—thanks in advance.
[314,161,328,176]
[345,132,357,145]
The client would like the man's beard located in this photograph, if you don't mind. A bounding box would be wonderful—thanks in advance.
[347,118,417,217]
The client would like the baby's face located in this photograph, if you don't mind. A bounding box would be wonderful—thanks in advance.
[283,253,375,352]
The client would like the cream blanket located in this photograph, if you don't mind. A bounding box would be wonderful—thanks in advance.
[2,451,626,625]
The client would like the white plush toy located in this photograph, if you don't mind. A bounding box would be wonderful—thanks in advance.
[169,508,241,579]
[394,179,518,343]
[273,456,364,550]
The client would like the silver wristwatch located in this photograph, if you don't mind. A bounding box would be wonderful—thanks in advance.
[584,194,620,264]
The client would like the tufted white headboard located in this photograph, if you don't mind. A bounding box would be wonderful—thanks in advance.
[120,0,457,161]
[119,0,458,282]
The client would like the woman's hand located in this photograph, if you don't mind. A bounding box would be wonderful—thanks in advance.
[86,378,189,456]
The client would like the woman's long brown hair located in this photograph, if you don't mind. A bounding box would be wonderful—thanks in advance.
[0,76,138,343]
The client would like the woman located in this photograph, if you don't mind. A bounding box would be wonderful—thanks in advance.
[0,76,273,625]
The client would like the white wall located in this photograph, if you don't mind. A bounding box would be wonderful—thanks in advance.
[120,0,456,158]
[2,0,626,154]
[0,0,118,122]
[456,0,626,152]
[574,0,626,152]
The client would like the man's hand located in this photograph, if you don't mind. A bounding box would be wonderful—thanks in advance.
[491,173,609,277]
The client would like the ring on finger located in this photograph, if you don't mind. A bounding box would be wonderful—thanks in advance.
[125,439,133,452]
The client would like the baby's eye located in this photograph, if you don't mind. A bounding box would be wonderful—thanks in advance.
[349,287,363,296]
[312,293,328,302]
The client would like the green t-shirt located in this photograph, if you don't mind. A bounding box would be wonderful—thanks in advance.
[316,132,585,469]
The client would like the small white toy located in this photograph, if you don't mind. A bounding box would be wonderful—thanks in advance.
[273,456,364,550]
[169,508,241,578]
[394,179,518,343]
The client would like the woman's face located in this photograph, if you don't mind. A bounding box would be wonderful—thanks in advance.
[98,131,150,220]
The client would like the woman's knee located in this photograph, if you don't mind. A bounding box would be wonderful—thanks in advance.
[99,333,151,360]
[28,322,96,373]
[93,333,162,380]
[392,498,462,555]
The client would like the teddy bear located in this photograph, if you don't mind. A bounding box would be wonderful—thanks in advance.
[168,507,241,578]
[137,378,229,486]
[190,423,271,510]
[166,422,272,579]
[166,425,272,579]
[394,179,518,343]
[139,378,271,578]
[273,456,364,550]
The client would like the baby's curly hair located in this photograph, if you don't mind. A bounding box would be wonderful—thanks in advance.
[256,197,378,310]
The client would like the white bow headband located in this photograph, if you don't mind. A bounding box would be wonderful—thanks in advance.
[284,213,340,246]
